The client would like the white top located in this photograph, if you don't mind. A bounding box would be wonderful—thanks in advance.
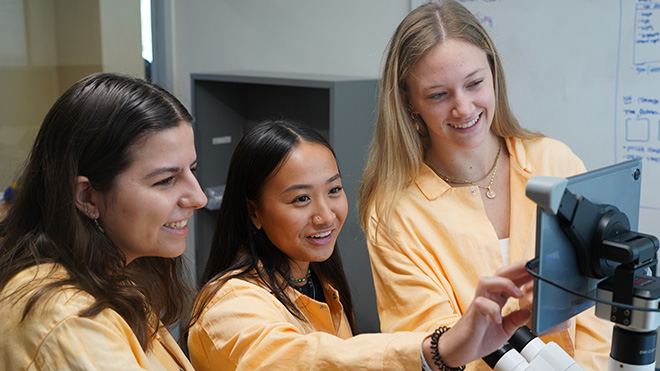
[499,238,510,265]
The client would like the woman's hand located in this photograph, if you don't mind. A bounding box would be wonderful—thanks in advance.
[423,261,533,368]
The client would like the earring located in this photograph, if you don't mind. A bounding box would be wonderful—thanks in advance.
[409,111,420,131]
[94,219,105,234]
[85,209,105,233]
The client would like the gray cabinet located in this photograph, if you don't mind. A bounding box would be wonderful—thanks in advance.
[191,71,380,333]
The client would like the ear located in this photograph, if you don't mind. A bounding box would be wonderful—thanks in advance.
[74,176,101,218]
[246,199,262,230]
[401,91,415,114]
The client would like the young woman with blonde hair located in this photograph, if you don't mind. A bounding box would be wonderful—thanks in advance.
[359,2,610,370]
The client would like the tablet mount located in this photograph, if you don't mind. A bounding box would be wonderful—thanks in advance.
[527,175,660,370]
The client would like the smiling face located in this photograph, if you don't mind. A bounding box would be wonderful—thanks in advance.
[406,38,496,152]
[95,123,207,263]
[248,141,348,276]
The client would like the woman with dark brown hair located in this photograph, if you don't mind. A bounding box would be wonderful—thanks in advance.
[0,72,207,370]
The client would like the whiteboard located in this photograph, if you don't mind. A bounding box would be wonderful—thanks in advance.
[410,0,660,238]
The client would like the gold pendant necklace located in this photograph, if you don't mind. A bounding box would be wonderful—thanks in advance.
[427,141,502,199]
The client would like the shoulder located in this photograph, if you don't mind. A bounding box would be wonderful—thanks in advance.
[0,264,139,369]
[190,275,296,341]
[198,275,285,319]
[513,136,577,157]
[508,136,585,177]
[215,274,274,298]
[0,264,94,326]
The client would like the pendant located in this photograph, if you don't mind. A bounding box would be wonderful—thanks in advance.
[486,188,496,199]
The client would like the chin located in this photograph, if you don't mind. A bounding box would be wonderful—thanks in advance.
[317,251,335,263]
[160,245,187,259]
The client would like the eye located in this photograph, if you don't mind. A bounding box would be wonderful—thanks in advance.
[428,91,447,100]
[329,186,343,195]
[154,176,175,186]
[292,195,311,204]
[467,79,483,89]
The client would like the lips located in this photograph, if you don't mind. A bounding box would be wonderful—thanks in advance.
[310,231,331,239]
[164,219,188,229]
[307,230,334,245]
[448,112,481,129]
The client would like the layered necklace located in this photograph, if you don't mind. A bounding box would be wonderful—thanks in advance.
[427,141,502,199]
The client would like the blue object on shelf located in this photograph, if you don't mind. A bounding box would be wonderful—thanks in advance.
[2,182,17,202]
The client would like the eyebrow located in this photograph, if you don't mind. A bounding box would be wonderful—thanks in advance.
[281,173,341,194]
[424,67,487,90]
[143,160,198,180]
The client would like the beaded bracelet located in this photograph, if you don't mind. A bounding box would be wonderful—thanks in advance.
[429,326,466,371]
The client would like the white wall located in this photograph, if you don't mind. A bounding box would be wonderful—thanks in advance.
[170,1,410,108]
[99,0,143,76]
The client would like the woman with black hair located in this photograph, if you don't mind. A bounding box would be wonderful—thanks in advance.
[187,120,533,371]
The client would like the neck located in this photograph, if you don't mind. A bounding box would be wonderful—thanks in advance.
[289,261,310,282]
[426,134,502,182]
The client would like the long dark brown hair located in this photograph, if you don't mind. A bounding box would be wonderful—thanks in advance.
[0,73,194,350]
[188,120,356,335]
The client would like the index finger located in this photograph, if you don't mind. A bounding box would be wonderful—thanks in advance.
[495,260,533,287]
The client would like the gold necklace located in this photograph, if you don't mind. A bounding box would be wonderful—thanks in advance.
[427,141,502,199]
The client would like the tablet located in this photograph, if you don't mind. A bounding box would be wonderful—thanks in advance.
[531,159,642,334]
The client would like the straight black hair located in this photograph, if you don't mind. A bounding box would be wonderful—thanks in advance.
[190,120,356,334]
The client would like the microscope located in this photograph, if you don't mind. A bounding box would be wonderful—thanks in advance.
[486,160,660,370]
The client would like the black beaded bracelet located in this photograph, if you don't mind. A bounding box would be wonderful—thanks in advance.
[430,326,466,371]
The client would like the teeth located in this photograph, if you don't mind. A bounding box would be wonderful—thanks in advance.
[165,219,188,229]
[311,231,331,238]
[449,113,480,129]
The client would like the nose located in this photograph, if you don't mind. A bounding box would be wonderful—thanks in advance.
[312,199,334,225]
[181,173,208,210]
[451,91,473,117]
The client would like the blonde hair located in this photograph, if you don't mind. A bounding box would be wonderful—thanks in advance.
[358,0,542,237]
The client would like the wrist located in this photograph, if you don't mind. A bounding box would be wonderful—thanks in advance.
[428,326,465,371]
[421,341,434,371]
